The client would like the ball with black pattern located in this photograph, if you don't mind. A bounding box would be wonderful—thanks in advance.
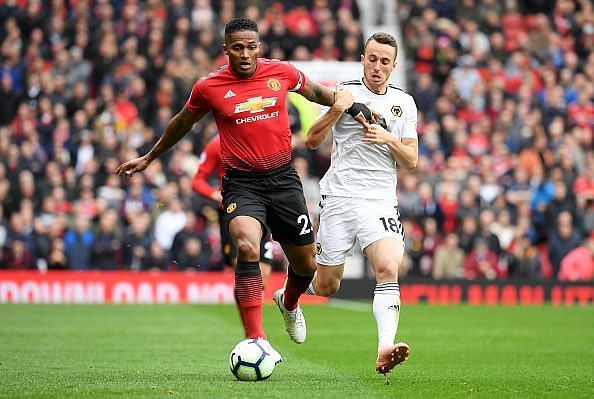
[229,339,276,381]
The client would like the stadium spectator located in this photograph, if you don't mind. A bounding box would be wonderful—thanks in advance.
[123,212,153,269]
[458,215,478,254]
[507,233,542,279]
[91,209,122,270]
[412,182,444,229]
[558,232,594,281]
[63,216,94,270]
[140,241,171,271]
[432,232,465,279]
[3,239,35,270]
[416,217,439,272]
[47,237,68,270]
[175,236,212,272]
[170,210,211,267]
[463,238,500,280]
[154,197,187,252]
[544,180,579,234]
[548,211,583,277]
[490,209,515,252]
[477,209,502,257]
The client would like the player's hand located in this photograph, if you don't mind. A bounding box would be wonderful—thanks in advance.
[332,84,354,112]
[364,109,386,129]
[362,123,392,144]
[346,102,381,129]
[211,191,223,204]
[353,113,371,130]
[115,155,151,178]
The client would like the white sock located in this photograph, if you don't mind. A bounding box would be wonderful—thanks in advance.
[305,282,316,295]
[373,282,400,351]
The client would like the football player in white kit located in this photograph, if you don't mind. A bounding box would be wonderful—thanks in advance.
[304,32,419,376]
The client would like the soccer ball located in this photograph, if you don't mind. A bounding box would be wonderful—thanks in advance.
[229,339,276,381]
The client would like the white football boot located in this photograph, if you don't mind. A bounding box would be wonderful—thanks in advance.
[273,289,307,344]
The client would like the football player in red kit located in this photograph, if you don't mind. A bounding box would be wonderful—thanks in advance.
[116,17,371,361]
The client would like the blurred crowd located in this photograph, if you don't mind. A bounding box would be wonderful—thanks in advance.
[0,0,592,282]
[397,0,594,281]
[0,0,362,273]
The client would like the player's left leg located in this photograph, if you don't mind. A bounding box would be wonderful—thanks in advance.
[267,168,316,344]
[219,209,250,336]
[364,237,409,375]
[307,195,356,297]
[273,242,316,343]
[358,200,408,375]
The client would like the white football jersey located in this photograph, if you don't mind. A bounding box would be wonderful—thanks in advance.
[319,79,418,202]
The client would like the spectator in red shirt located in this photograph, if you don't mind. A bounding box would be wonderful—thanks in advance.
[2,239,35,270]
[463,238,500,280]
[559,232,594,282]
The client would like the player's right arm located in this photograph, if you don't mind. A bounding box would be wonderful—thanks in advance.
[283,62,373,128]
[116,79,211,177]
[116,106,206,177]
[305,86,355,150]
[192,139,223,204]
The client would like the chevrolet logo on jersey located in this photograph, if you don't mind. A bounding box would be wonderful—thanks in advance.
[234,96,277,114]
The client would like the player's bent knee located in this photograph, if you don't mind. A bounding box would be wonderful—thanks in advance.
[374,263,399,282]
[317,279,341,297]
[235,239,260,261]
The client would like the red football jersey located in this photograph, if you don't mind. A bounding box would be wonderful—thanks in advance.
[185,58,306,171]
[191,135,224,199]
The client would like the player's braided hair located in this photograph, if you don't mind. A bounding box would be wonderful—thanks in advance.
[364,32,398,59]
[225,17,259,36]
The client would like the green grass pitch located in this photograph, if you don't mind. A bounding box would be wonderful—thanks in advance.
[1,303,593,398]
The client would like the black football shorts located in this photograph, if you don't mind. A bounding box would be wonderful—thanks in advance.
[221,164,314,246]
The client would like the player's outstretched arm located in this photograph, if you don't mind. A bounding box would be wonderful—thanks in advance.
[116,106,205,177]
[305,86,354,150]
[300,78,374,128]
[299,79,335,107]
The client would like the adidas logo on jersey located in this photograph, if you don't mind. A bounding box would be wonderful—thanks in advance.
[224,90,236,98]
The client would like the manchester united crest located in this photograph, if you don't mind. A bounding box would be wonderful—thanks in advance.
[267,78,281,91]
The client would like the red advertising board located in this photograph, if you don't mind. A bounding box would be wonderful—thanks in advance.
[2,271,592,305]
[334,279,594,306]
[0,271,328,305]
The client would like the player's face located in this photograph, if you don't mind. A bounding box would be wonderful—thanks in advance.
[361,40,396,92]
[224,30,260,78]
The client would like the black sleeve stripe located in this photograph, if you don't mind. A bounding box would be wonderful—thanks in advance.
[342,81,362,86]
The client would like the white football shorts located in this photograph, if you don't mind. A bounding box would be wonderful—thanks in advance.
[315,195,405,266]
